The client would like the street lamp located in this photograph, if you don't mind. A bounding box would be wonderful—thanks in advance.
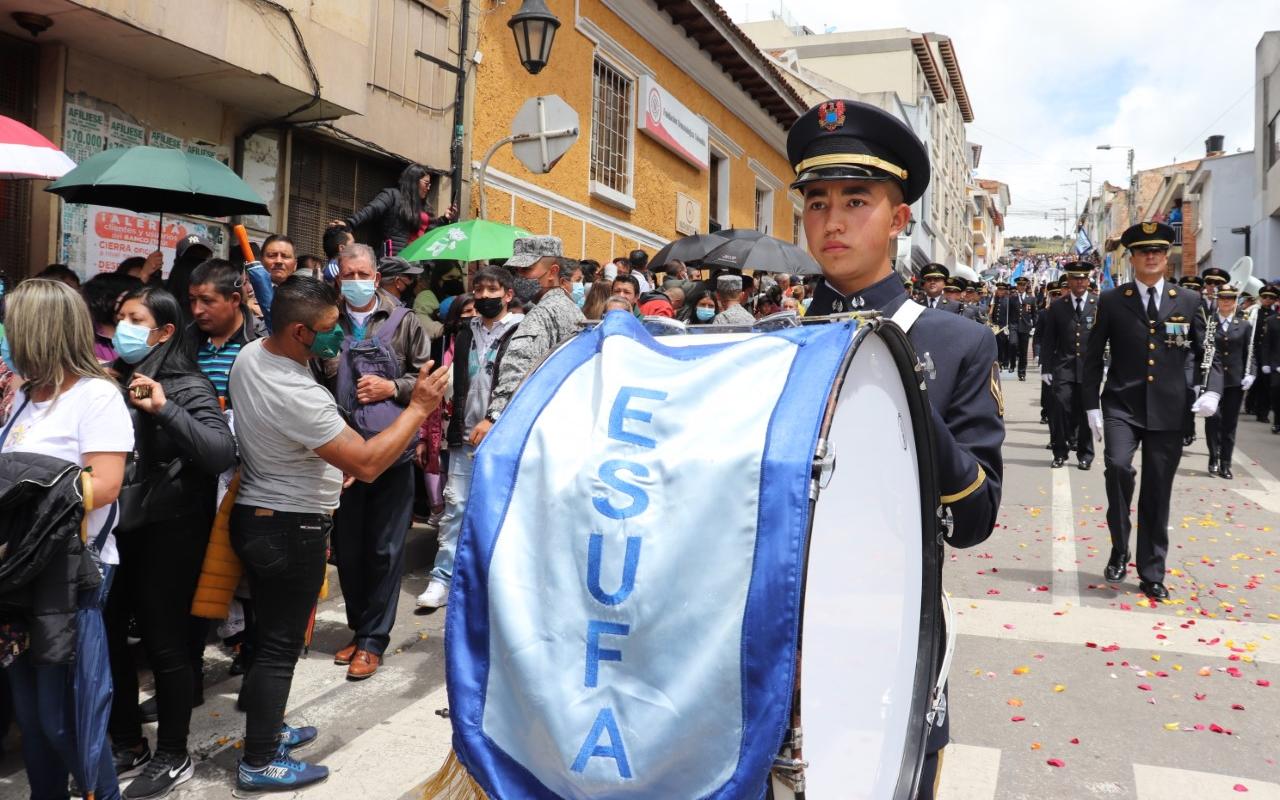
[509,0,561,75]
[1097,144,1135,225]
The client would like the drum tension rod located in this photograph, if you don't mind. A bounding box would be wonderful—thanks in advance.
[936,504,954,543]
[771,757,808,792]
[810,440,835,499]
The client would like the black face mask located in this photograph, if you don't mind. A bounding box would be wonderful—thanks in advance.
[474,296,505,319]
[513,277,542,304]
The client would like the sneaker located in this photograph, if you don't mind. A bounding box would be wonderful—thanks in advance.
[234,750,328,796]
[124,751,193,800]
[415,581,449,609]
[113,740,152,779]
[278,723,318,752]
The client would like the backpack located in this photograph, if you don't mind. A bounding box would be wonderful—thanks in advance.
[335,306,412,448]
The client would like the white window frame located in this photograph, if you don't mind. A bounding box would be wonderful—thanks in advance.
[587,51,638,212]
[748,158,783,236]
[754,182,774,235]
[708,146,730,231]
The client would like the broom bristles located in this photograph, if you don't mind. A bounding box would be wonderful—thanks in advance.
[420,749,489,800]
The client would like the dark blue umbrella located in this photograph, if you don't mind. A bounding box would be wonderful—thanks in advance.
[72,595,113,800]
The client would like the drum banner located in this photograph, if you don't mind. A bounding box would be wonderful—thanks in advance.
[446,313,860,799]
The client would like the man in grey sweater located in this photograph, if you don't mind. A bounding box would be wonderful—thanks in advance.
[470,236,585,444]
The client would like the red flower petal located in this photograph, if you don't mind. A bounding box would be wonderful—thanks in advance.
[1046,758,1066,768]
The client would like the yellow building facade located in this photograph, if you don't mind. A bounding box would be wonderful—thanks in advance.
[470,0,806,261]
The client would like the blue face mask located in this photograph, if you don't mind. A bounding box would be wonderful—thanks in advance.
[695,306,715,322]
[1,337,17,374]
[112,320,157,365]
[571,281,586,307]
[340,279,377,308]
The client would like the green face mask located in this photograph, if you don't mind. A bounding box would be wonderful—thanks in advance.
[307,323,344,359]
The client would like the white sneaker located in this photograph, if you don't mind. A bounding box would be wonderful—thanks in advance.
[416,581,449,609]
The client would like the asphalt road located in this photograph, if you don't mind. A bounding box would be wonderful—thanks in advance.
[1,367,1277,800]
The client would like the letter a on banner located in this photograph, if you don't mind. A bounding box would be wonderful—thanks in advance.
[570,708,632,779]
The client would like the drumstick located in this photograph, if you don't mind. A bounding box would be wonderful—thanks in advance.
[232,224,256,265]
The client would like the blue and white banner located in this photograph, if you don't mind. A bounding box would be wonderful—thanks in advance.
[446,313,859,799]
[1074,227,1093,255]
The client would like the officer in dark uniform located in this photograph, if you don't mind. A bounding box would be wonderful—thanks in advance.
[1012,276,1035,381]
[938,275,965,313]
[1183,268,1229,445]
[789,97,1004,800]
[919,263,949,308]
[961,280,987,324]
[1258,285,1280,433]
[1041,264,1097,469]
[1248,284,1276,422]
[1035,280,1063,427]
[1204,286,1255,479]
[1083,221,1223,600]
[991,283,1015,371]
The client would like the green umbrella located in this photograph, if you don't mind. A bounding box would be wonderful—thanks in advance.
[398,219,531,263]
[46,145,268,217]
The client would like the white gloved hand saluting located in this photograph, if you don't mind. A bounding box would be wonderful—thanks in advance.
[1242,375,1256,391]
[1041,373,1053,386]
[1088,409,1104,442]
[1191,391,1221,418]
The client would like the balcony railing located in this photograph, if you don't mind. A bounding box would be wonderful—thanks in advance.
[1171,221,1183,246]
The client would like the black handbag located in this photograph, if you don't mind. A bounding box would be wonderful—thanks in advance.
[115,403,182,533]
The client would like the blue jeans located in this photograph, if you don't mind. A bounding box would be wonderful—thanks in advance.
[7,567,121,800]
[428,446,474,588]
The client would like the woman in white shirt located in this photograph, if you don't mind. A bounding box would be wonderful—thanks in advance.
[1,278,132,800]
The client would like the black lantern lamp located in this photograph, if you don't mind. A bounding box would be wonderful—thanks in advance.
[508,0,560,75]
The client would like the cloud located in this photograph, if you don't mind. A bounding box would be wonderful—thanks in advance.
[720,0,1280,235]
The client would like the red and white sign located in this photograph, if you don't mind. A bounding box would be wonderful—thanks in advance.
[82,207,225,277]
[638,76,709,171]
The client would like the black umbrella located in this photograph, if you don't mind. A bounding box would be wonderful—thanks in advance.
[701,234,822,275]
[650,232,728,268]
[715,228,765,241]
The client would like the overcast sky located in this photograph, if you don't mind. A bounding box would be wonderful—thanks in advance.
[719,0,1280,236]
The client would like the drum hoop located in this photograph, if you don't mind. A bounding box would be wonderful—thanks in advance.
[785,316,943,800]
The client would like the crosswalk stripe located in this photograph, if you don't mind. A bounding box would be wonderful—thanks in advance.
[936,743,1001,800]
[1134,763,1280,799]
[951,597,1279,662]
[1230,443,1280,514]
[1050,465,1080,606]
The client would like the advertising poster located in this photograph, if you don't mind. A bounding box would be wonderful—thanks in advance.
[81,206,227,277]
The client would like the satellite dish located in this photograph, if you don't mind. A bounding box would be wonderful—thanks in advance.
[1228,256,1253,291]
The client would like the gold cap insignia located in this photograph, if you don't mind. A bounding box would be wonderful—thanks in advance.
[1142,222,1158,234]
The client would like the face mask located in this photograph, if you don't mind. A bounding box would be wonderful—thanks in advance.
[474,296,505,319]
[571,281,586,307]
[513,277,542,304]
[340,279,377,307]
[113,320,157,365]
[695,306,715,322]
[307,324,345,359]
[1,337,17,375]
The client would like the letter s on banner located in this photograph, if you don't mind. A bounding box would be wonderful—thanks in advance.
[593,460,650,519]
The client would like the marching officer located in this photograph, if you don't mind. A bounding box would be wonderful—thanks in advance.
[1041,264,1097,469]
[1205,286,1255,478]
[919,263,949,309]
[1248,284,1276,422]
[1035,281,1063,428]
[937,276,965,313]
[961,280,987,324]
[1183,267,1230,445]
[991,283,1015,371]
[1260,285,1280,433]
[1083,221,1223,600]
[1013,276,1035,381]
[789,97,1005,800]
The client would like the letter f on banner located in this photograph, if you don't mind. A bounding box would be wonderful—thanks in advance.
[571,707,632,779]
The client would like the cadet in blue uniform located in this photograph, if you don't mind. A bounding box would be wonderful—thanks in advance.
[1253,284,1278,424]
[990,283,1016,370]
[919,264,952,311]
[1205,287,1256,478]
[1012,277,1035,380]
[1041,264,1097,469]
[938,275,965,314]
[961,281,986,324]
[1035,280,1063,428]
[1083,222,1223,600]
[789,97,1005,800]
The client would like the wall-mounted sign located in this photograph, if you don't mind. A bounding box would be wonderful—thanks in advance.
[675,192,701,235]
[637,76,709,171]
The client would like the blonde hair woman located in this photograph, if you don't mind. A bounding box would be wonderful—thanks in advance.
[1,278,132,800]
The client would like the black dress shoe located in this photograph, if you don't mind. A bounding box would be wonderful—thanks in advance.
[1018,375,1026,382]
[1219,467,1234,480]
[1078,459,1092,471]
[1104,550,1129,582]
[1183,434,1196,446]
[1208,459,1220,476]
[1039,415,1049,424]
[1139,581,1170,600]
[1045,443,1054,450]
[1273,425,1280,434]
[1051,457,1066,468]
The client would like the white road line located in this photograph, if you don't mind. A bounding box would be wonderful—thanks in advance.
[1230,442,1280,514]
[1134,763,1280,799]
[936,743,1001,800]
[951,597,1279,662]
[1051,466,1080,607]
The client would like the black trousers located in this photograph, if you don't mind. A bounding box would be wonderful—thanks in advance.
[1102,418,1183,583]
[1013,333,1029,378]
[231,506,330,766]
[1245,371,1268,418]
[105,512,211,755]
[1051,381,1093,461]
[333,459,414,657]
[996,333,1011,369]
[1206,386,1244,464]
[1270,372,1280,423]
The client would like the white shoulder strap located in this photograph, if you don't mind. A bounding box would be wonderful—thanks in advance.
[890,298,925,333]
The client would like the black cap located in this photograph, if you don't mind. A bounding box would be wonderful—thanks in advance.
[377,256,423,277]
[1179,274,1204,289]
[1201,266,1230,285]
[1120,221,1175,250]
[921,263,949,280]
[787,99,930,204]
[175,233,213,261]
[1216,286,1240,299]
[944,278,963,292]
[1061,261,1091,278]
[1261,284,1279,299]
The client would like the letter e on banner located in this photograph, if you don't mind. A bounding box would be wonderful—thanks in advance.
[608,387,668,448]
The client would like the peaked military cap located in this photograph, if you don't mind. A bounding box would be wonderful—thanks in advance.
[1120,221,1175,250]
[1261,284,1280,299]
[787,98,930,204]
[1216,285,1240,299]
[944,277,964,292]
[1201,266,1230,285]
[1061,261,1091,278]
[1179,274,1204,289]
[921,263,949,280]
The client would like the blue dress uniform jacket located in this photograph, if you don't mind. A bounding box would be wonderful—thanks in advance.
[936,297,964,314]
[809,273,1005,549]
[1039,293,1097,384]
[1213,314,1253,388]
[1083,281,1223,431]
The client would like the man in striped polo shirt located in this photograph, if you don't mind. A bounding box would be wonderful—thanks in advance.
[188,259,268,404]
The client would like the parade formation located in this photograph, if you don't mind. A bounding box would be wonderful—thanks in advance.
[1,2,1280,800]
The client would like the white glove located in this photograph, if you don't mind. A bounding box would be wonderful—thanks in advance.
[1242,375,1256,391]
[1265,366,1274,375]
[1041,373,1052,386]
[1191,391,1220,418]
[1088,409,1104,442]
